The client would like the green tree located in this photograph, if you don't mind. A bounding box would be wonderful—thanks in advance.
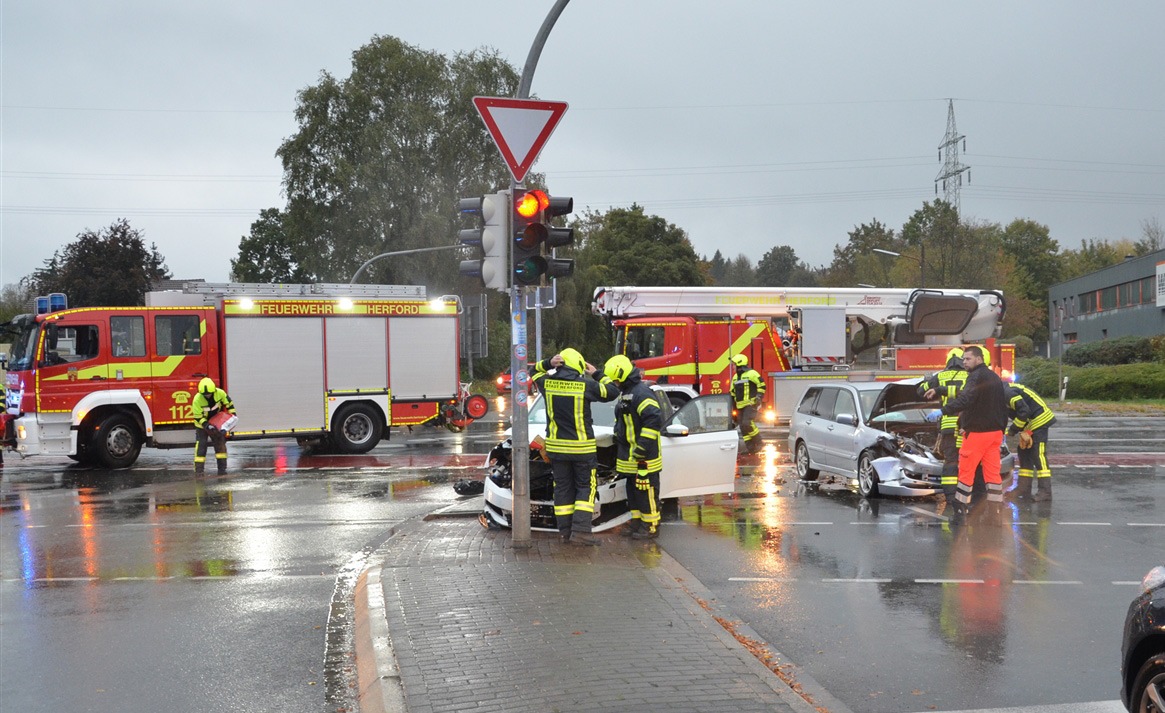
[27,219,170,307]
[0,282,35,323]
[1059,237,1137,281]
[233,36,518,289]
[999,219,1061,302]
[823,219,897,287]
[900,201,999,289]
[719,254,757,286]
[756,245,819,287]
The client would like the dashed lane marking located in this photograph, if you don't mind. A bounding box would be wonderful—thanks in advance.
[1012,579,1084,585]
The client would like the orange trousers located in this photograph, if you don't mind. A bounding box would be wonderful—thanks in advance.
[956,430,1003,506]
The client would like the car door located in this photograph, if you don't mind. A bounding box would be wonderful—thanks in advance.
[821,387,861,473]
[659,394,738,498]
[805,386,838,469]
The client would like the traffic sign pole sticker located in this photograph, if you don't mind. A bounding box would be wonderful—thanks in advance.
[473,97,568,183]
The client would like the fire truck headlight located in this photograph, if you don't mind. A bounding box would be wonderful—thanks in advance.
[763,408,777,424]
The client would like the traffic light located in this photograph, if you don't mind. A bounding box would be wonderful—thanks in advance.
[458,190,509,292]
[511,189,575,286]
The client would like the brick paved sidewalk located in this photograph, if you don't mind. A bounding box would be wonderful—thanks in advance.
[354,517,842,713]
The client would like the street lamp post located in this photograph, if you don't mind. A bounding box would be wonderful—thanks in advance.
[872,246,926,288]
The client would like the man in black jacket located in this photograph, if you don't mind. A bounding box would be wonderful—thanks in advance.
[940,345,1008,524]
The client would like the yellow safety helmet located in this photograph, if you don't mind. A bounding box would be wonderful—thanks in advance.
[558,348,587,375]
[198,377,216,395]
[946,347,964,363]
[980,347,992,367]
[731,354,748,368]
[604,354,634,382]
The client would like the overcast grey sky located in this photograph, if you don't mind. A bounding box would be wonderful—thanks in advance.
[2,1,1163,288]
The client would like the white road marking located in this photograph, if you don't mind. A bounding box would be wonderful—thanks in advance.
[822,578,892,583]
[916,578,984,584]
[1057,521,1112,526]
[1130,522,1165,527]
[729,577,797,582]
[1012,579,1083,585]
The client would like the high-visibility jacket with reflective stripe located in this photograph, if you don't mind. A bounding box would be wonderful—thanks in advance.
[192,388,235,428]
[531,360,618,460]
[613,373,663,474]
[1006,383,1056,434]
[732,367,765,408]
[919,366,968,432]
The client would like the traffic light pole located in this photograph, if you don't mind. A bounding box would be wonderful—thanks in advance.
[509,0,571,548]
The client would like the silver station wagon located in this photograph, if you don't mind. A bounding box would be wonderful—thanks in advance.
[788,379,1014,498]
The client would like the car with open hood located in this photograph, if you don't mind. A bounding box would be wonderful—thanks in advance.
[788,378,1015,498]
[1121,565,1165,712]
[479,388,739,532]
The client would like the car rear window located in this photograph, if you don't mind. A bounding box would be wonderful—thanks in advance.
[813,388,839,419]
[797,388,820,415]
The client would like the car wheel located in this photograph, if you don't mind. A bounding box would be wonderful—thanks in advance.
[331,403,384,454]
[90,413,142,469]
[1130,652,1165,713]
[857,451,880,498]
[795,441,819,481]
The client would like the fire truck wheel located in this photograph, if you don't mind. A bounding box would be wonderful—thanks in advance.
[794,441,819,481]
[331,403,384,454]
[91,413,142,469]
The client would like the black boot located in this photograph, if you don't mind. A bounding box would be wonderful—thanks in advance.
[621,521,643,538]
[559,528,572,544]
[570,533,600,547]
[1033,479,1052,501]
[1006,476,1033,501]
[217,460,227,475]
[632,525,659,540]
[949,502,967,526]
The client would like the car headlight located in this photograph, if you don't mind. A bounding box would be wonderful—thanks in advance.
[1142,565,1165,593]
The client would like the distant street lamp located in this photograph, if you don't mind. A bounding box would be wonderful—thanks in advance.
[872,246,926,288]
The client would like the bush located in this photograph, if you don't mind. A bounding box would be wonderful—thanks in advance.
[1063,336,1156,367]
[1015,357,1165,400]
[1003,336,1034,358]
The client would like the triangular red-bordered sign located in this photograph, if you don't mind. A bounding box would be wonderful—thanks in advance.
[473,97,568,183]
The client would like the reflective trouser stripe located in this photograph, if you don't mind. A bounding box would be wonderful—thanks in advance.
[633,469,661,526]
[1017,428,1052,478]
[551,459,598,534]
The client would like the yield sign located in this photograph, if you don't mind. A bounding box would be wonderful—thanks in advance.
[472,96,568,183]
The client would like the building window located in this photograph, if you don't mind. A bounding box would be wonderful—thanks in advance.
[1080,292,1097,314]
[1100,286,1117,311]
[1142,276,1156,305]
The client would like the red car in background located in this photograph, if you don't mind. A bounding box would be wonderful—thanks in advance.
[496,364,535,394]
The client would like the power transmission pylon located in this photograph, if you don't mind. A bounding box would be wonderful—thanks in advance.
[935,99,970,214]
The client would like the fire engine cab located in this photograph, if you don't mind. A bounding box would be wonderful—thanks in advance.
[3,283,481,468]
[592,285,1013,422]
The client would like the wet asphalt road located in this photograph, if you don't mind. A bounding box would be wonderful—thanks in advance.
[1,414,1161,713]
[0,422,507,713]
[663,415,1164,713]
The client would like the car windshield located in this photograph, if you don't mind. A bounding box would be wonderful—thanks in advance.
[4,315,40,372]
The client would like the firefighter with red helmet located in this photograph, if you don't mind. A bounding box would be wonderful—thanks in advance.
[530,348,618,546]
[731,354,765,455]
[604,354,664,539]
[193,377,236,475]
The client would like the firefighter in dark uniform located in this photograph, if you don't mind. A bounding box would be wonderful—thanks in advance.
[919,348,968,507]
[731,354,765,455]
[1004,382,1057,501]
[530,348,618,546]
[193,377,236,474]
[603,354,664,539]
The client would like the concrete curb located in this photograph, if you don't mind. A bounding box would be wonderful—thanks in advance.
[353,563,405,713]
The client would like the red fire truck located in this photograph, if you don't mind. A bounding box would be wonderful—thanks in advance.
[3,283,486,468]
[591,285,1013,422]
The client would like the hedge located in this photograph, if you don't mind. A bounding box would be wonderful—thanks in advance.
[1063,335,1163,367]
[1015,357,1165,400]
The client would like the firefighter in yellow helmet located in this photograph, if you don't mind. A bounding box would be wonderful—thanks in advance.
[604,354,664,539]
[731,354,765,455]
[192,377,236,474]
[530,348,618,546]
[918,347,968,508]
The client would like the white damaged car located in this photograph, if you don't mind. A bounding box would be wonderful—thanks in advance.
[479,390,739,531]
